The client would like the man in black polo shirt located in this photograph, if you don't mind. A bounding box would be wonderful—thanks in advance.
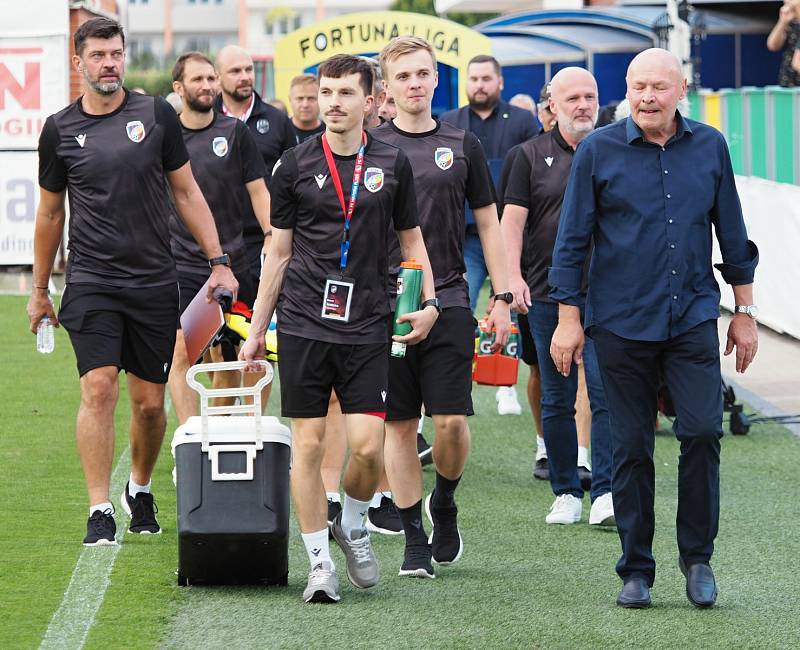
[502,67,614,529]
[376,36,511,579]
[240,54,437,603]
[167,51,270,424]
[289,73,325,144]
[27,18,237,546]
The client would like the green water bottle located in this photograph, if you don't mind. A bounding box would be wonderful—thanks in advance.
[391,259,423,358]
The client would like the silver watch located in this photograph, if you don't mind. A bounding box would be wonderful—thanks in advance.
[735,305,759,320]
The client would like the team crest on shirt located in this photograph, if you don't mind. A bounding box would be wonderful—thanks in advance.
[434,147,453,170]
[364,167,384,193]
[212,137,229,157]
[256,118,270,134]
[126,120,146,143]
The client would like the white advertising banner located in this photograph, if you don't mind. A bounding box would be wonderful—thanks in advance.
[0,35,68,150]
[0,150,38,265]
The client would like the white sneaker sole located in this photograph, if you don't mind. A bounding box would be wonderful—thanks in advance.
[83,538,118,547]
[398,567,436,579]
[424,493,464,565]
[589,511,616,527]
[497,403,522,416]
[366,519,405,536]
[120,488,162,535]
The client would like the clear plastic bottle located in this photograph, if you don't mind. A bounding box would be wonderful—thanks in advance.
[37,316,55,354]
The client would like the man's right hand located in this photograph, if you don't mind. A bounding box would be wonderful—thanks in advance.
[207,265,239,304]
[510,275,531,314]
[26,289,58,334]
[550,309,584,376]
[238,331,267,372]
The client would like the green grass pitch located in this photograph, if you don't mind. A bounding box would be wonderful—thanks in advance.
[1,293,799,649]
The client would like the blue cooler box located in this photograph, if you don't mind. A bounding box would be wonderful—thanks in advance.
[172,361,292,586]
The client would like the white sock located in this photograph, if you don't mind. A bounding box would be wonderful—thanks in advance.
[302,529,333,568]
[128,474,151,497]
[89,502,113,516]
[577,446,590,468]
[341,494,371,538]
[536,436,547,460]
[326,491,341,503]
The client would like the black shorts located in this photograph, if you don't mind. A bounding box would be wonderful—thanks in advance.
[177,268,256,323]
[386,306,475,421]
[58,282,179,383]
[516,311,538,366]
[278,332,388,418]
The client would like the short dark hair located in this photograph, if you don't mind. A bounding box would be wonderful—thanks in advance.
[73,17,125,56]
[468,54,501,76]
[317,54,374,97]
[172,52,215,83]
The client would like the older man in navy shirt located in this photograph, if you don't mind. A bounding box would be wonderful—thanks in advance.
[549,49,758,609]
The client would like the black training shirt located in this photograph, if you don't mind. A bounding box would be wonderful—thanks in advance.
[38,89,189,287]
[270,132,418,344]
[169,112,266,277]
[374,120,495,309]
[504,126,581,303]
[293,121,325,145]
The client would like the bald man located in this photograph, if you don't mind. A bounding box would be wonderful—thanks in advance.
[503,67,614,531]
[550,49,758,609]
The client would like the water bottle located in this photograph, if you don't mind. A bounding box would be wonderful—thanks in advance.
[37,316,55,354]
[391,259,423,358]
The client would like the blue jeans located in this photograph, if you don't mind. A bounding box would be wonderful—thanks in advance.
[464,231,488,312]
[529,301,613,501]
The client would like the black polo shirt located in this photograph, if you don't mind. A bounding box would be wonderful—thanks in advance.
[169,112,266,278]
[504,125,584,302]
[293,121,325,144]
[38,89,188,287]
[373,120,495,309]
[270,132,418,344]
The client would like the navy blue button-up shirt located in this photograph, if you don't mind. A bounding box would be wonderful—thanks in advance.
[549,114,758,342]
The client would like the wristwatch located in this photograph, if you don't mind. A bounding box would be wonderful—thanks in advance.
[208,253,231,268]
[421,298,442,314]
[735,305,759,320]
[493,292,514,304]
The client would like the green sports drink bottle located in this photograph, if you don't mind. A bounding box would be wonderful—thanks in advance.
[391,259,423,358]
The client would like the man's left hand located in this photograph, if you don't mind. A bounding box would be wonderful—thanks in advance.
[486,301,511,352]
[393,305,439,345]
[207,265,239,304]
[725,314,758,373]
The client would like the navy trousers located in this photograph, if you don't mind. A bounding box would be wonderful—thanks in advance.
[590,320,723,587]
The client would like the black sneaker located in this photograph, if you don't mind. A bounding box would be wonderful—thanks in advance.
[120,483,161,534]
[533,457,550,481]
[417,433,433,467]
[398,542,435,579]
[366,496,404,536]
[424,492,463,565]
[578,465,592,492]
[327,499,342,539]
[83,509,117,546]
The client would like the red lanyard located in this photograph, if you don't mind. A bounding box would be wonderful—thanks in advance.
[321,131,366,271]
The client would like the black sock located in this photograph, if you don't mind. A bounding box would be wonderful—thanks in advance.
[397,500,428,546]
[433,473,461,507]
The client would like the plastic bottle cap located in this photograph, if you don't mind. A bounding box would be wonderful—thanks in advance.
[400,259,423,270]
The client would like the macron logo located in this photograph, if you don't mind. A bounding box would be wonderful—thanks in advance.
[381,390,387,402]
[315,174,327,189]
[311,547,321,557]
[75,134,86,148]
[544,156,554,167]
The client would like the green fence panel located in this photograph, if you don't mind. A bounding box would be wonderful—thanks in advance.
[743,88,768,179]
[771,87,796,184]
[720,89,745,175]
[688,91,703,122]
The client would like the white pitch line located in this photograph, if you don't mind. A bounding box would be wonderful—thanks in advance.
[39,446,131,650]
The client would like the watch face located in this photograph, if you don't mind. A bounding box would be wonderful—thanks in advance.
[748,306,759,319]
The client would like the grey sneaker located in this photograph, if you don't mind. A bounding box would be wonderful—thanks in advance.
[330,512,379,589]
[302,561,341,603]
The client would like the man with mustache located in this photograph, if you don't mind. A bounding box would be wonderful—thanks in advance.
[502,67,614,531]
[549,49,758,608]
[28,18,237,546]
[167,52,271,423]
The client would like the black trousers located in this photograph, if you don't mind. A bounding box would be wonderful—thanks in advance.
[590,320,723,587]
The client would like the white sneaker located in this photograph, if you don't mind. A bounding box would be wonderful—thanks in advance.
[496,386,522,415]
[589,492,616,527]
[302,561,341,603]
[545,494,582,524]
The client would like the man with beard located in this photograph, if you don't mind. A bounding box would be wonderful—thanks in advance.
[289,74,325,143]
[502,67,614,530]
[214,45,294,411]
[28,18,237,546]
[167,52,270,424]
[441,55,537,417]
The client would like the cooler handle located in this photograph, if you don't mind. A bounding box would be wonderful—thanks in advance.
[208,444,257,481]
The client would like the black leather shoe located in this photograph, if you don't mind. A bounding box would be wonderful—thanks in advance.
[616,578,651,608]
[679,558,718,608]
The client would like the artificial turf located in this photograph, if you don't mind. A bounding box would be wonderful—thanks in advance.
[1,293,799,649]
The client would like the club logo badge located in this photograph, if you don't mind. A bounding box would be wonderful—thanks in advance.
[364,167,384,193]
[256,118,270,134]
[435,147,453,170]
[212,137,229,157]
[126,120,146,143]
